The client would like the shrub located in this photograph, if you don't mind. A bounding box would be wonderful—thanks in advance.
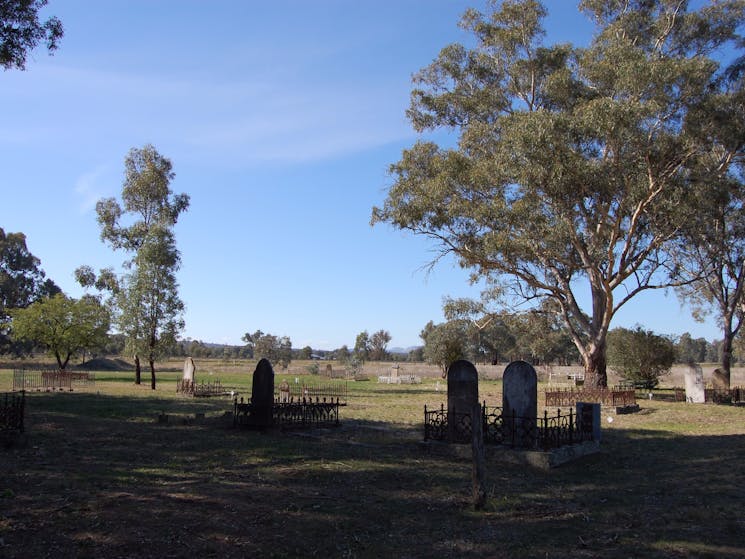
[607,326,675,387]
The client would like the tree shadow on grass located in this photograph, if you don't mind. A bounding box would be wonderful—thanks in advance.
[1,393,744,558]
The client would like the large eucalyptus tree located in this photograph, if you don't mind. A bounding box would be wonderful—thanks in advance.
[79,145,189,389]
[373,0,744,387]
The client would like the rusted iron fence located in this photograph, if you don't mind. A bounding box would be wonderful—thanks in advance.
[233,396,340,429]
[544,387,635,407]
[1,391,25,434]
[12,369,95,392]
[424,403,594,451]
[276,380,348,405]
[705,387,745,404]
[176,379,233,397]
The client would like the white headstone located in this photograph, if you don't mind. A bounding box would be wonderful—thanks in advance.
[684,364,705,403]
[182,357,196,382]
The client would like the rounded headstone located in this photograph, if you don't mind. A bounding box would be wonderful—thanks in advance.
[502,360,538,448]
[447,360,479,443]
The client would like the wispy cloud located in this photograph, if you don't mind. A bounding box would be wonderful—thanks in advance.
[74,164,114,214]
[2,63,413,167]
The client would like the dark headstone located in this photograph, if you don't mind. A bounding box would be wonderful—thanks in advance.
[502,360,538,448]
[447,360,479,443]
[250,358,275,427]
[576,401,601,442]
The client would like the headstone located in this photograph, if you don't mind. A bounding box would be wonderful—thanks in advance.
[502,360,538,448]
[250,358,275,427]
[391,364,399,381]
[325,363,333,377]
[576,402,601,442]
[712,368,729,391]
[279,379,291,403]
[447,360,479,443]
[684,363,705,403]
[182,357,196,382]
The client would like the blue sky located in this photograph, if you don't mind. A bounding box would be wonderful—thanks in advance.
[1,0,725,350]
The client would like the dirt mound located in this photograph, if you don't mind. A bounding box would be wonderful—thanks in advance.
[77,357,133,371]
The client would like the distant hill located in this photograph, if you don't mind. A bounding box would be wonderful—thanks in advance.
[389,346,422,355]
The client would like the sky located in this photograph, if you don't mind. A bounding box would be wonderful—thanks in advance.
[0,0,727,350]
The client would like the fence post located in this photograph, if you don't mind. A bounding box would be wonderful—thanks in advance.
[471,402,487,510]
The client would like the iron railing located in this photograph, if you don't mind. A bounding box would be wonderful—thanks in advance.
[13,369,94,392]
[234,396,340,429]
[544,387,635,407]
[276,380,348,405]
[424,402,594,451]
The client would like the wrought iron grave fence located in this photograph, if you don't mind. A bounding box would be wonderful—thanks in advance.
[424,402,594,451]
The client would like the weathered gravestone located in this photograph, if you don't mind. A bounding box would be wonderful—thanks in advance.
[447,360,479,443]
[502,360,538,448]
[684,363,705,403]
[576,401,601,443]
[712,368,729,391]
[249,358,275,427]
[182,357,196,382]
[279,379,291,403]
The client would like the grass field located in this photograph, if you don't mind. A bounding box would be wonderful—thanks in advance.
[1,361,744,558]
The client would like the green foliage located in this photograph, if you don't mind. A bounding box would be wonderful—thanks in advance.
[242,330,292,369]
[420,319,470,375]
[334,344,350,362]
[0,227,60,353]
[0,0,63,70]
[369,329,391,361]
[674,333,709,364]
[10,293,110,369]
[607,326,675,386]
[79,145,190,388]
[306,362,319,375]
[353,330,370,362]
[344,356,363,378]
[372,0,744,387]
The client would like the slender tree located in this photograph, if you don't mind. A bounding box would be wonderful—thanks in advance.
[353,330,370,362]
[373,0,744,387]
[671,60,745,388]
[82,144,189,388]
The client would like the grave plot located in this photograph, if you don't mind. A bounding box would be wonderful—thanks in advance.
[12,369,95,391]
[175,357,233,397]
[423,360,600,467]
[233,358,342,430]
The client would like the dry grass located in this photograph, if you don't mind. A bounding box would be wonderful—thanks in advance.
[1,362,744,558]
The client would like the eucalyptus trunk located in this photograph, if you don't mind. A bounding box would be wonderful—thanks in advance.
[149,356,156,390]
[134,354,141,385]
[720,329,734,390]
[580,339,608,389]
